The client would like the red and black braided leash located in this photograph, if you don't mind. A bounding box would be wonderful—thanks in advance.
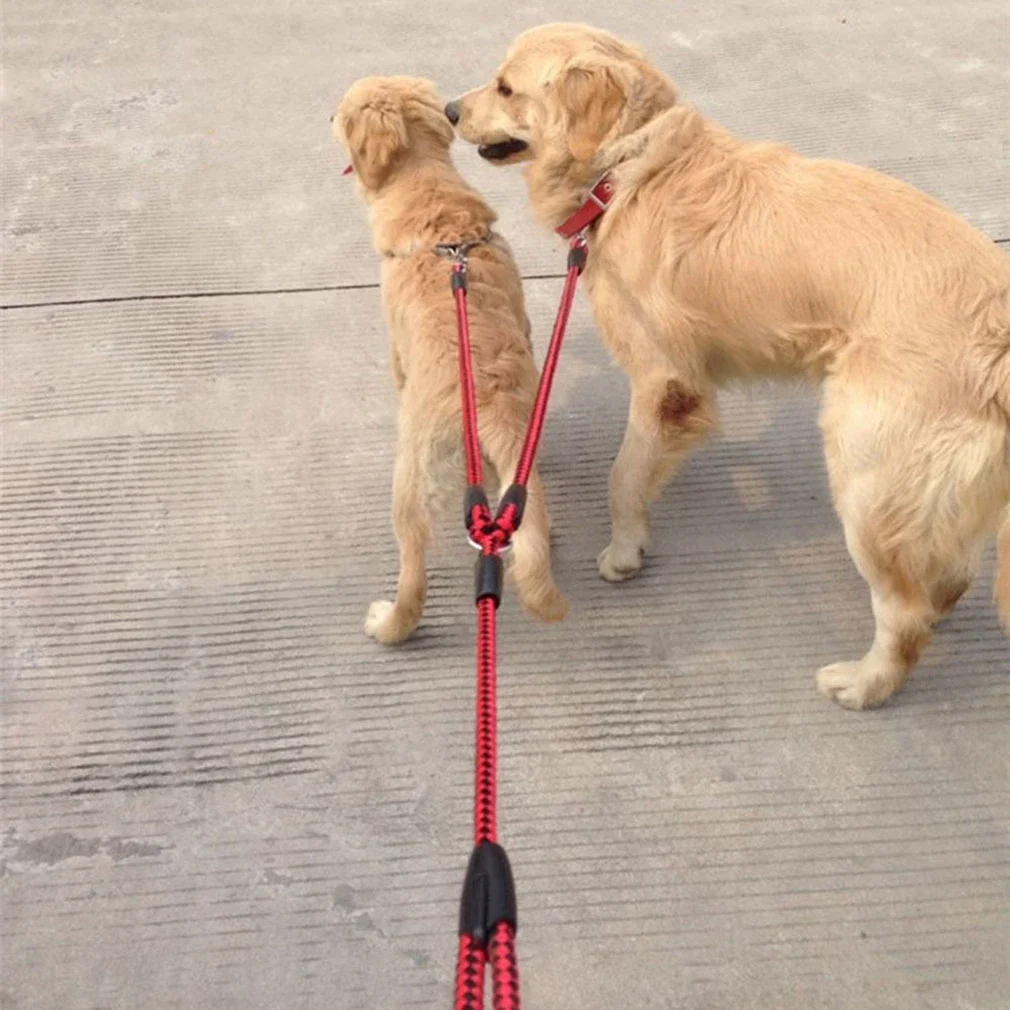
[447,234,588,1010]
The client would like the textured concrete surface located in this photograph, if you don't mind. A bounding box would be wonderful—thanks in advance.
[2,2,1008,1008]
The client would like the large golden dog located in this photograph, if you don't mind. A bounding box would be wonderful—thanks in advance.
[448,24,1010,707]
[334,76,567,643]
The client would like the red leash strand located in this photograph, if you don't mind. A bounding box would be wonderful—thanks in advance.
[454,935,486,1010]
[450,235,587,1009]
[513,251,584,486]
[453,267,483,488]
[474,593,498,845]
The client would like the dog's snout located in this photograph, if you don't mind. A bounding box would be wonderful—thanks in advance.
[444,101,460,126]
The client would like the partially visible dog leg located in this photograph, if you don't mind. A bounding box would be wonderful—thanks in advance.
[599,374,715,581]
[996,507,1010,631]
[365,434,430,644]
[481,408,568,623]
[509,468,569,622]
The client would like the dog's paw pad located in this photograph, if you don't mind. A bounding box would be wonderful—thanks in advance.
[597,544,643,583]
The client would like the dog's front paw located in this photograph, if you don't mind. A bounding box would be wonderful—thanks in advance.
[597,543,643,583]
[816,660,901,710]
[364,600,413,645]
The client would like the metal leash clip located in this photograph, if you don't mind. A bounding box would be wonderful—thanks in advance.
[434,236,487,261]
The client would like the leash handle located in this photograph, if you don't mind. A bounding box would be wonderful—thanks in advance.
[488,923,521,1009]
[454,935,486,1010]
[455,924,521,1010]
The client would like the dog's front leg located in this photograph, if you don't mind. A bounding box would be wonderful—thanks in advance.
[364,427,430,643]
[599,373,716,581]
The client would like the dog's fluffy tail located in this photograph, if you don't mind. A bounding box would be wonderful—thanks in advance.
[996,507,1010,632]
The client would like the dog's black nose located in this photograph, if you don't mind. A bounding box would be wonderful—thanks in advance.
[444,101,460,126]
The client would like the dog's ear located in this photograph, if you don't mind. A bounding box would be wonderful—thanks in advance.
[343,102,408,189]
[409,97,455,149]
[409,80,455,148]
[426,109,455,148]
[555,54,628,161]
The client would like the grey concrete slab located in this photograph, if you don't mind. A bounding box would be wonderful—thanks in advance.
[3,283,1008,1008]
[2,0,1007,304]
[2,2,1009,1009]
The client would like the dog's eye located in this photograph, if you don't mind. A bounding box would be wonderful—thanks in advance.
[497,81,513,98]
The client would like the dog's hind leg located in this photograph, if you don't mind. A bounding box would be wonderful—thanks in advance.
[509,468,569,622]
[599,372,716,582]
[365,431,431,644]
[815,378,1002,708]
[481,408,568,624]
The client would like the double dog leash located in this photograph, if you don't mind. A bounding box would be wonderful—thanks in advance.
[343,149,615,1003]
[445,235,588,1010]
[441,173,615,1009]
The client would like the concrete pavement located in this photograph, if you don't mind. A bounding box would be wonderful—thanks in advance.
[2,2,1008,1007]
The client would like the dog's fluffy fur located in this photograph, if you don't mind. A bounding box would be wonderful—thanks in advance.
[334,76,567,643]
[450,24,1010,707]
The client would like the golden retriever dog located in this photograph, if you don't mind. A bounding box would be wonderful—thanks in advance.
[447,24,1010,707]
[333,76,567,644]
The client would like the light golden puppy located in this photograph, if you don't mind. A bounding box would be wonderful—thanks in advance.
[448,24,1010,707]
[334,76,567,643]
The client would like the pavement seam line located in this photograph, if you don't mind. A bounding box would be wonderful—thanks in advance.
[2,240,1007,311]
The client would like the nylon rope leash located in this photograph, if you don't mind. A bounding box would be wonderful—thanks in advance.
[447,233,588,1010]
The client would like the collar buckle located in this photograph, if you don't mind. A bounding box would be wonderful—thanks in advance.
[587,174,615,209]
[555,172,617,240]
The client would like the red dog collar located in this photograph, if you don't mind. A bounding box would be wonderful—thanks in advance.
[555,173,616,239]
